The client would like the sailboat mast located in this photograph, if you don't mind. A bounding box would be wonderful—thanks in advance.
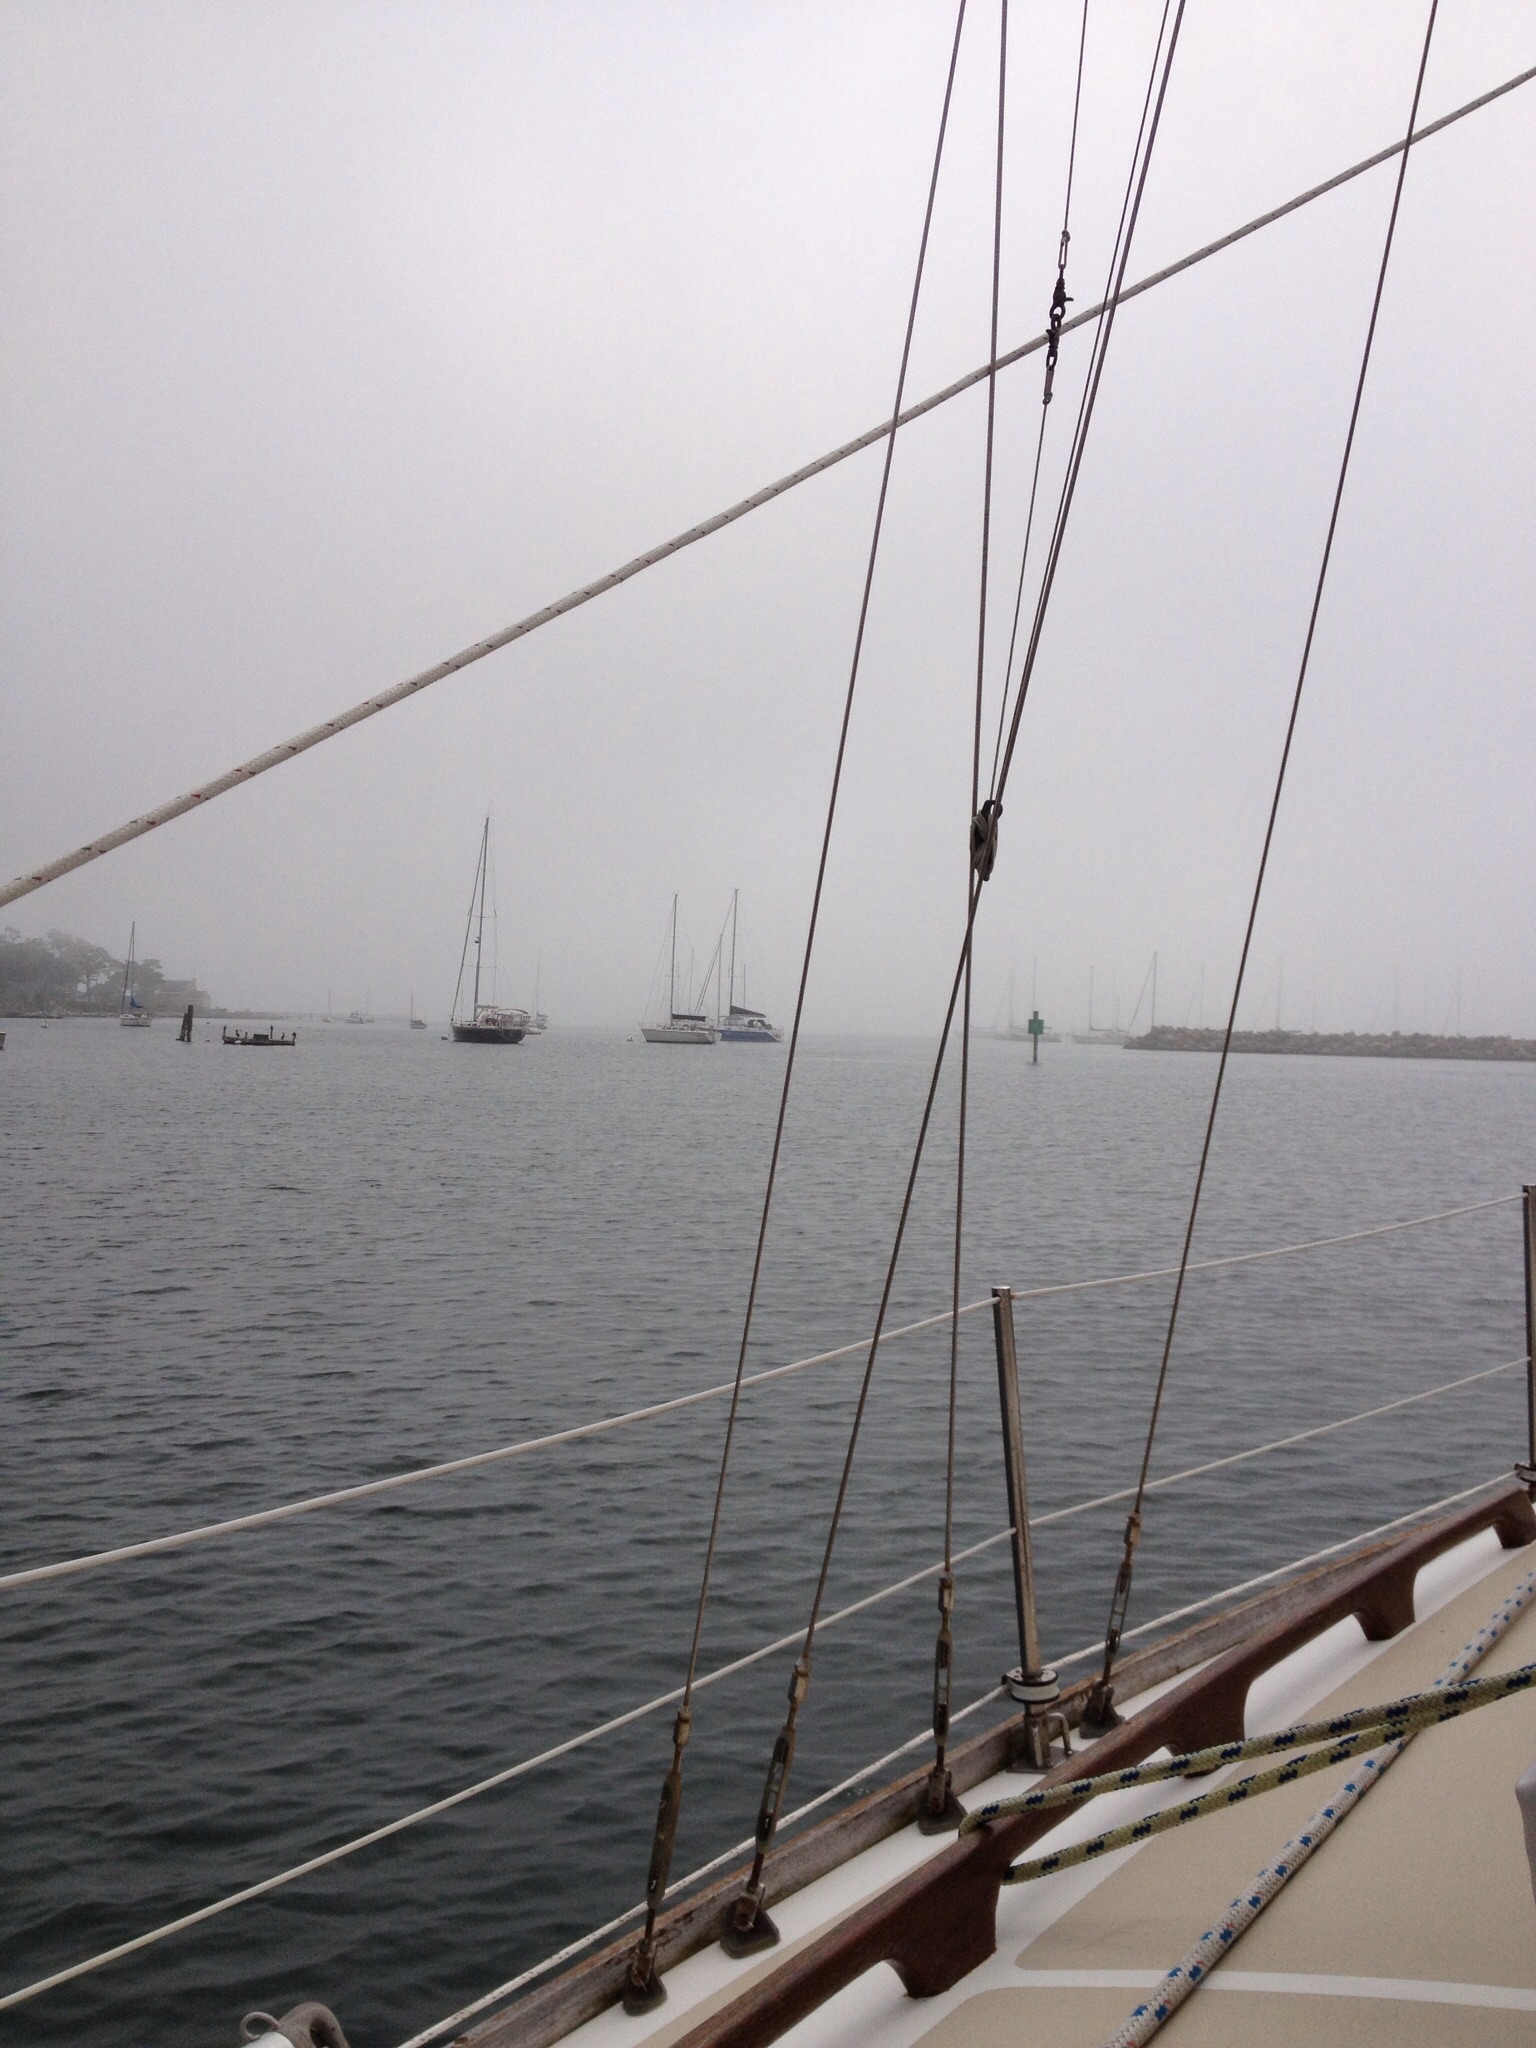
[669,893,678,1018]
[472,818,488,1015]
[121,922,135,1012]
[1151,951,1158,1031]
[728,889,738,1015]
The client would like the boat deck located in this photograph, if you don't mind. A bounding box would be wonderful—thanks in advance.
[545,1527,1536,2048]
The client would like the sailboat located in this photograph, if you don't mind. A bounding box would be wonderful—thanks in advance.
[641,896,716,1044]
[1072,963,1128,1046]
[118,922,151,1027]
[450,819,530,1044]
[998,964,1058,1044]
[717,890,782,1043]
[525,957,548,1035]
[409,992,426,1030]
[6,16,1536,2048]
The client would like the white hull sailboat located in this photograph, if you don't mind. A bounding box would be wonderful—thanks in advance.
[641,896,716,1044]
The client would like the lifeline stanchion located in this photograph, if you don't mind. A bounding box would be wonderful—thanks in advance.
[1517,1183,1536,1498]
[993,1287,1070,1770]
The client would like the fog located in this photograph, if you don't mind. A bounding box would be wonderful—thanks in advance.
[3,2,1533,1033]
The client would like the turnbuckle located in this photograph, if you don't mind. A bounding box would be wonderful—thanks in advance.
[971,798,1002,881]
[919,1574,966,1833]
[1042,263,1072,406]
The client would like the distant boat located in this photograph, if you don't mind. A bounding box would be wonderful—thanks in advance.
[450,819,530,1044]
[997,966,1059,1043]
[119,922,151,1027]
[717,890,782,1042]
[522,958,548,1036]
[641,895,716,1045]
[408,992,426,1030]
[222,1025,296,1047]
[1071,963,1127,1045]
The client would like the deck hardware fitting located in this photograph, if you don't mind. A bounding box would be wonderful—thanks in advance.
[992,1287,1071,1769]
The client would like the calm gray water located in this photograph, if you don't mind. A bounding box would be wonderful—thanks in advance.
[1,1018,1531,2046]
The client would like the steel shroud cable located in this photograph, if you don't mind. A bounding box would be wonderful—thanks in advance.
[3,1459,1509,2021]
[1087,0,1444,1725]
[726,0,1189,1939]
[398,1466,1513,2048]
[622,2,974,1991]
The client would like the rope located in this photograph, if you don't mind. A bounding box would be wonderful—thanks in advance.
[987,0,1177,814]
[4,64,1531,918]
[397,1474,1523,2047]
[1104,1551,1531,2046]
[962,1656,1536,1844]
[1002,1652,1536,1885]
[1054,1358,1520,1524]
[1087,0,1442,1728]
[2,1197,1514,1598]
[0,1537,1007,2018]
[1,1471,1508,2018]
[624,11,975,1990]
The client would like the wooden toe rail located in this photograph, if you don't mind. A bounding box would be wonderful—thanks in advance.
[666,1482,1535,2048]
[462,1482,1533,2048]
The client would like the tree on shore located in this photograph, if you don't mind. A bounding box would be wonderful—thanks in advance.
[0,927,173,1013]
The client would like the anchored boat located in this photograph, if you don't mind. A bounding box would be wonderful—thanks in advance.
[118,921,151,1027]
[717,892,782,1043]
[451,819,531,1045]
[641,895,717,1045]
[3,11,1535,2048]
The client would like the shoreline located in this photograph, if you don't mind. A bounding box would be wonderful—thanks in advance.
[1126,1026,1536,1062]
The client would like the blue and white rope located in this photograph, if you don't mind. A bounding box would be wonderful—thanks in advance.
[1102,1564,1536,2047]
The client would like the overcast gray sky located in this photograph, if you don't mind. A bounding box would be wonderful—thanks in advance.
[3,2,1532,1031]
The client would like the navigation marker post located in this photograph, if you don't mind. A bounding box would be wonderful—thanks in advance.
[1027,1010,1045,1064]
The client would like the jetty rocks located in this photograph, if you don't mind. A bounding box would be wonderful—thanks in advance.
[1127,1027,1536,1062]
